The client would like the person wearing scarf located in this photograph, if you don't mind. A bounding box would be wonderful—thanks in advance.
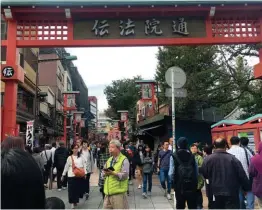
[249,142,262,209]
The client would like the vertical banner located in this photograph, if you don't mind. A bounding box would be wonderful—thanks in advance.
[80,119,85,128]
[26,120,34,149]
[121,112,128,121]
[75,113,82,123]
[66,94,76,109]
[141,83,153,99]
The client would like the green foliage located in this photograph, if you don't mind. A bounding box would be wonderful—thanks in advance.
[155,45,261,119]
[104,76,142,119]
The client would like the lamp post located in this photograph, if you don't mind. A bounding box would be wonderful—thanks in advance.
[34,53,77,143]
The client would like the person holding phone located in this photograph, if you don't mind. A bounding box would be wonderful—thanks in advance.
[103,140,130,209]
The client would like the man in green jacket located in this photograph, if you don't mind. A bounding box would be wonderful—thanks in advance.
[103,139,130,209]
[191,143,204,209]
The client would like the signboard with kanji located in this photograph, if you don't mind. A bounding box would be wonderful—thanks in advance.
[26,120,34,150]
[74,17,206,40]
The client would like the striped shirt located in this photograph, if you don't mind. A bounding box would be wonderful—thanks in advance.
[227,145,252,178]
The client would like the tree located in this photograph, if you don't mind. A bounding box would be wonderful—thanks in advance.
[155,45,262,119]
[155,46,233,118]
[104,76,142,119]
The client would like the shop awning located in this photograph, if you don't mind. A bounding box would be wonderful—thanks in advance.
[140,125,163,132]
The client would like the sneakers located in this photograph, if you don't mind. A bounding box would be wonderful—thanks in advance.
[58,188,62,192]
[62,187,67,190]
[167,194,172,200]
[138,184,142,189]
[129,180,133,185]
[142,192,147,199]
[85,193,89,200]
[147,191,151,196]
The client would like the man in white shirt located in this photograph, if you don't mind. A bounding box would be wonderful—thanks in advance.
[41,144,52,187]
[227,136,254,209]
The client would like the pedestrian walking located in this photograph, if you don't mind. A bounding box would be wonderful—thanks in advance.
[80,140,94,200]
[98,141,111,199]
[53,141,69,191]
[158,140,172,200]
[228,136,254,209]
[172,137,198,209]
[201,138,250,209]
[62,144,87,209]
[41,144,53,188]
[121,142,133,195]
[249,142,262,209]
[2,149,46,209]
[202,144,214,209]
[136,145,144,189]
[103,140,129,209]
[191,143,204,209]
[142,145,154,198]
[32,147,45,174]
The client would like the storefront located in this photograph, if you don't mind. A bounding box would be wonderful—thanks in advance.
[211,114,262,152]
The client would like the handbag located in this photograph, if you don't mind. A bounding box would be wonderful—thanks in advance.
[71,156,85,178]
[243,147,253,191]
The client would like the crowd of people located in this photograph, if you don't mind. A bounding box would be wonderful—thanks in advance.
[1,135,262,209]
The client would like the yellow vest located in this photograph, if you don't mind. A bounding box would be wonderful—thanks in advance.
[104,153,128,195]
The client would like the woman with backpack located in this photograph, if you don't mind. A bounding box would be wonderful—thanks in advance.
[62,144,87,209]
[142,145,154,198]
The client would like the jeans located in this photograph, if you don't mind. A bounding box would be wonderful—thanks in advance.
[239,190,254,209]
[159,168,171,194]
[142,173,152,193]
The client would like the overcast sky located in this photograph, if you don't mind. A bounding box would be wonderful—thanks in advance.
[66,47,159,112]
[66,47,259,113]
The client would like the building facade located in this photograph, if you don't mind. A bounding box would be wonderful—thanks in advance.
[38,48,66,138]
[1,45,39,138]
[88,96,98,130]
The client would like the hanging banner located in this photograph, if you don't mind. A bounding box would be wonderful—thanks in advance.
[141,83,153,99]
[26,120,34,149]
[63,91,79,111]
[75,113,82,123]
[121,112,128,121]
[80,119,85,128]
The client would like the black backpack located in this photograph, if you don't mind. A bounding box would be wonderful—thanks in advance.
[174,154,196,194]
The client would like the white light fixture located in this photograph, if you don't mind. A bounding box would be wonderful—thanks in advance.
[56,6,59,8]
[258,118,261,123]
[128,5,131,8]
[32,5,35,8]
[4,8,12,19]
[175,4,178,7]
[245,3,248,6]
[81,5,83,8]
[104,5,107,8]
[221,4,224,6]
[151,5,154,7]
[65,8,71,19]
[198,4,201,7]
[209,6,216,17]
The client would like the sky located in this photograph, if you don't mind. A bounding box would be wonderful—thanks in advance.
[66,47,159,111]
[67,47,259,113]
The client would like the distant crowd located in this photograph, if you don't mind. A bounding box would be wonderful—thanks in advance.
[1,136,262,209]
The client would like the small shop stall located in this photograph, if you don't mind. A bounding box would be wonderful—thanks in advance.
[211,114,262,152]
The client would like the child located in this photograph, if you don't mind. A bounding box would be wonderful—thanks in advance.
[142,145,154,198]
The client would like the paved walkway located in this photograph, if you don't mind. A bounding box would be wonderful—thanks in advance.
[46,167,174,209]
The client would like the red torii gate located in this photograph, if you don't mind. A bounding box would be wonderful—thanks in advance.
[1,0,262,140]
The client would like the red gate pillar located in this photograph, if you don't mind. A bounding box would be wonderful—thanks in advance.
[1,20,24,140]
[254,16,262,79]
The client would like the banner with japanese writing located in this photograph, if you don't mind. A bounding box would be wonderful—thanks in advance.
[26,120,34,150]
[121,112,128,121]
[80,119,85,128]
[75,113,82,123]
[64,94,77,111]
[141,83,153,99]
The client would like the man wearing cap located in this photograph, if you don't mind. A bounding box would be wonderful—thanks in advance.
[103,139,130,209]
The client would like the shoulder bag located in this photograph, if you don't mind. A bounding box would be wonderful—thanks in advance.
[71,156,85,178]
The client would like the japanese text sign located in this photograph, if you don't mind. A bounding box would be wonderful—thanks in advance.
[74,17,206,40]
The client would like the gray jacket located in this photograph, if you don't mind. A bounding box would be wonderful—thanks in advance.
[32,153,45,171]
[142,156,154,174]
[81,149,94,174]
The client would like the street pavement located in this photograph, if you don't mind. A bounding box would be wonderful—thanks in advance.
[46,166,175,209]
[47,164,260,209]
